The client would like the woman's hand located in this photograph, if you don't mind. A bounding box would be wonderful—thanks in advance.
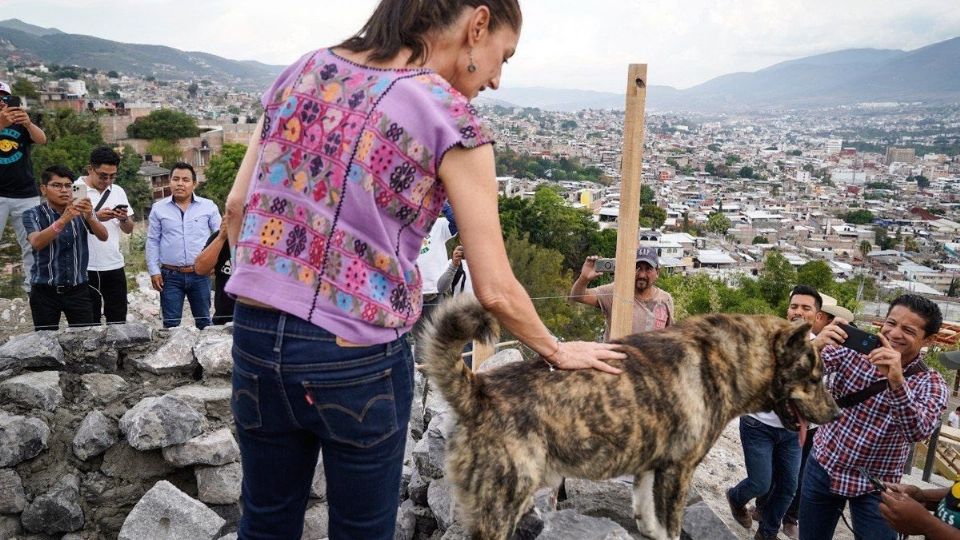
[546,341,626,375]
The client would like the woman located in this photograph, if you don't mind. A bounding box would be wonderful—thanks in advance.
[223,1,626,538]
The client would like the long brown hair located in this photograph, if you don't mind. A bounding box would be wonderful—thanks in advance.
[339,0,522,65]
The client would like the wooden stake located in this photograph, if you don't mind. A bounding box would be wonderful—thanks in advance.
[610,64,648,340]
[471,339,494,371]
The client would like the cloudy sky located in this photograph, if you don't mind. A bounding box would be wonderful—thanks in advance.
[6,0,960,92]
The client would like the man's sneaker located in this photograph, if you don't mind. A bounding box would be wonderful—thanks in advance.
[782,521,799,539]
[726,488,752,529]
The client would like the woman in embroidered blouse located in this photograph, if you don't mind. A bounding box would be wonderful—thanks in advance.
[222,1,626,538]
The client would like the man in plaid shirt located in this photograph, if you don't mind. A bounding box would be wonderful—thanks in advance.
[799,294,948,540]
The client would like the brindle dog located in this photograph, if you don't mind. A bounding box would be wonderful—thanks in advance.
[421,294,841,540]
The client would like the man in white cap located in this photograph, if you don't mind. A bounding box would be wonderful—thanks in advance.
[0,80,47,292]
[571,246,675,341]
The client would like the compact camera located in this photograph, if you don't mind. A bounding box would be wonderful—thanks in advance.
[0,95,22,108]
[594,258,616,273]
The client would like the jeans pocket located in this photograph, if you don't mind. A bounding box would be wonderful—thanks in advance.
[232,363,263,430]
[741,415,763,429]
[304,369,399,449]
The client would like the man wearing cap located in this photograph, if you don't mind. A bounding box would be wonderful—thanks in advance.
[0,80,47,292]
[570,246,675,342]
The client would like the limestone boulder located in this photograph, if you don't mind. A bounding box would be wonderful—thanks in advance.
[73,410,120,460]
[0,370,62,411]
[131,327,200,375]
[0,331,64,370]
[196,462,243,505]
[21,474,85,534]
[0,468,27,513]
[80,373,129,404]
[162,428,240,467]
[118,480,226,540]
[194,333,233,378]
[0,411,50,467]
[120,394,205,450]
[538,509,632,540]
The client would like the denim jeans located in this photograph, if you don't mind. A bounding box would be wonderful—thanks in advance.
[159,269,211,329]
[729,416,802,537]
[799,456,896,540]
[0,195,40,292]
[231,303,414,540]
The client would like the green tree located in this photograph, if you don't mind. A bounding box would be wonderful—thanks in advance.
[187,82,199,98]
[107,70,120,78]
[796,260,834,292]
[115,145,151,216]
[738,166,754,179]
[198,143,246,211]
[706,212,731,235]
[11,79,39,100]
[639,204,666,229]
[752,236,769,244]
[31,109,104,179]
[949,278,960,298]
[704,162,716,175]
[757,251,797,313]
[146,139,182,169]
[858,240,872,262]
[640,184,655,205]
[127,109,199,140]
[914,175,930,190]
[37,109,102,144]
[843,209,874,225]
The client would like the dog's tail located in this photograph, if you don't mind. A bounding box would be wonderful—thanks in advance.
[420,293,500,418]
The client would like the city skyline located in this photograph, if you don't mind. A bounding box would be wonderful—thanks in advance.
[6,0,960,92]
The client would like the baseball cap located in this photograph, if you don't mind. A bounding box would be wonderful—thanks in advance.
[636,246,659,268]
[820,304,854,323]
[0,81,10,95]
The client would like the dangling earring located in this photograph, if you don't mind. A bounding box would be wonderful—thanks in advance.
[467,50,477,73]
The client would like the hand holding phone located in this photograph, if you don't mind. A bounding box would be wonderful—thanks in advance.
[72,183,88,203]
[839,323,880,355]
[0,95,21,108]
[860,467,886,492]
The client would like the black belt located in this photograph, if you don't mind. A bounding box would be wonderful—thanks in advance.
[33,283,87,294]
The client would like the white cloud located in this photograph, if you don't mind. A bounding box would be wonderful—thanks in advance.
[6,0,960,92]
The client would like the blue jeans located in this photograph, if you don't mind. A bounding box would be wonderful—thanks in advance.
[729,416,801,537]
[231,303,414,540]
[799,456,896,540]
[159,269,211,329]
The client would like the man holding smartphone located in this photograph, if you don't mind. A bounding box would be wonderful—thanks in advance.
[799,294,949,540]
[0,80,47,293]
[75,146,134,324]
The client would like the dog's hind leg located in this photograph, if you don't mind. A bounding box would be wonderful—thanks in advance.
[467,463,540,540]
[633,470,671,540]
[653,465,696,540]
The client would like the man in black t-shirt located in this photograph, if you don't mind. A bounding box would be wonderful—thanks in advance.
[194,210,234,324]
[0,81,47,293]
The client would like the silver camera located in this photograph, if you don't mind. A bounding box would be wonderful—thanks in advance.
[594,258,616,273]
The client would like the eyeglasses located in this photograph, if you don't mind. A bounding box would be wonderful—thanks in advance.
[95,172,118,181]
[44,183,74,190]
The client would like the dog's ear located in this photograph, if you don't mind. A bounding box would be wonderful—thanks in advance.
[775,321,812,366]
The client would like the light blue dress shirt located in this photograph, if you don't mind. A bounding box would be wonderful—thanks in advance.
[146,195,221,275]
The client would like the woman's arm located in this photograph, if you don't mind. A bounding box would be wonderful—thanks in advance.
[224,116,265,249]
[439,144,624,373]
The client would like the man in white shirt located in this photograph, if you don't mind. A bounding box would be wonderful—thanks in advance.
[949,407,960,429]
[75,146,133,324]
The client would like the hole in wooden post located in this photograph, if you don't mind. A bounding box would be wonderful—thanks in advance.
[635,77,646,89]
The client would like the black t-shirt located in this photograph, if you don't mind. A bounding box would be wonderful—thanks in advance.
[204,231,234,324]
[0,124,38,198]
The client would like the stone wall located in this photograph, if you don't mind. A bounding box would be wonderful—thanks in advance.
[0,323,736,540]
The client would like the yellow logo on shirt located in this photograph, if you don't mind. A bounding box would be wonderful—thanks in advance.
[0,139,18,152]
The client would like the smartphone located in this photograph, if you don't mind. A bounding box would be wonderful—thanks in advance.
[113,204,128,211]
[859,467,886,492]
[594,258,616,273]
[839,323,880,355]
[0,95,21,108]
[72,183,88,202]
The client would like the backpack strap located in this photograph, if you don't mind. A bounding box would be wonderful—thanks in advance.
[835,360,929,409]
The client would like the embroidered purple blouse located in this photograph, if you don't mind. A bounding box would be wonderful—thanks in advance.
[226,48,494,344]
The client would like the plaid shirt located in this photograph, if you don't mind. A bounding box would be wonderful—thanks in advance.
[813,345,948,497]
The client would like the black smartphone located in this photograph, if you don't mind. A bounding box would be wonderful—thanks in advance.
[1,95,22,107]
[113,204,128,211]
[839,323,880,355]
[859,466,886,492]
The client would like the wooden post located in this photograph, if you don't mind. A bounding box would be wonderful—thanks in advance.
[471,339,494,371]
[609,64,648,340]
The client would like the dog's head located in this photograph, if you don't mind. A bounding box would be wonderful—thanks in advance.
[769,322,841,433]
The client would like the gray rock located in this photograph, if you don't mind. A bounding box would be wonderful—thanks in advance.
[105,322,153,348]
[80,373,129,403]
[534,486,558,515]
[310,454,326,499]
[412,414,449,480]
[440,522,470,540]
[475,348,524,373]
[408,468,429,506]
[0,411,50,467]
[57,325,118,371]
[400,465,413,501]
[422,385,450,429]
[538,509,632,540]
[163,428,240,467]
[217,534,238,540]
[301,502,329,540]
[72,410,119,460]
[196,462,243,505]
[120,394,205,450]
[410,368,427,439]
[558,478,635,533]
[21,474,84,534]
[395,499,416,540]
[209,502,242,536]
[168,384,233,420]
[681,501,737,540]
[131,327,200,374]
[0,467,27,512]
[427,477,456,531]
[57,325,106,352]
[194,333,233,377]
[0,514,21,538]
[118,480,226,540]
[100,442,177,481]
[0,331,64,370]
[411,504,438,538]
[0,370,62,411]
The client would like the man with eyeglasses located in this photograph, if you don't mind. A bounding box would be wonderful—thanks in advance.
[570,246,675,342]
[75,146,134,324]
[22,165,108,330]
[0,80,47,293]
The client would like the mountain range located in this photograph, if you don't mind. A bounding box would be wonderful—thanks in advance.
[2,18,958,110]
